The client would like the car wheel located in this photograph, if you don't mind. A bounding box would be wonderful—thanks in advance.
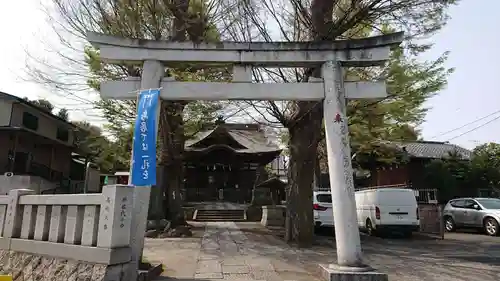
[444,216,456,232]
[484,217,499,236]
[366,219,376,236]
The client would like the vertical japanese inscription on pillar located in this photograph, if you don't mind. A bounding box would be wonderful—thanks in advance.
[103,196,111,230]
[120,196,128,228]
[131,89,160,186]
[333,65,355,192]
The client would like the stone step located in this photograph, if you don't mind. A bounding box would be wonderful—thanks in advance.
[195,218,246,222]
[196,215,245,218]
[198,210,245,214]
[196,214,244,217]
[198,211,245,216]
[198,212,245,216]
[194,209,246,222]
[196,211,245,215]
[196,217,245,221]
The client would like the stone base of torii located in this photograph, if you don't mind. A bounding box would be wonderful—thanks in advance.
[87,31,403,281]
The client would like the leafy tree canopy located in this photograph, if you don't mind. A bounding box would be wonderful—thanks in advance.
[424,143,500,202]
[23,97,55,113]
[57,108,69,120]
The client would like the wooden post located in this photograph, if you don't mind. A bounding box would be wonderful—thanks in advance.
[128,60,164,281]
[438,204,444,239]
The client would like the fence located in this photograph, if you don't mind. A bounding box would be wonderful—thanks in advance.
[414,188,438,204]
[417,203,444,238]
[0,184,133,265]
[412,188,443,238]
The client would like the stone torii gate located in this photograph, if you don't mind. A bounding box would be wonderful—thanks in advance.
[87,32,403,281]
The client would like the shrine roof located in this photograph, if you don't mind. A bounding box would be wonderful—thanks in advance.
[388,141,472,160]
[185,123,281,155]
[255,177,287,188]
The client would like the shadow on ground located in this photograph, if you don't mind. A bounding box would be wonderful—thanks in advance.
[154,276,212,281]
[230,223,500,281]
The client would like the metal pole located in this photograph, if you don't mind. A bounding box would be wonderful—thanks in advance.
[322,61,365,268]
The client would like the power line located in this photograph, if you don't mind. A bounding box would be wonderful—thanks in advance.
[446,114,500,142]
[429,109,500,139]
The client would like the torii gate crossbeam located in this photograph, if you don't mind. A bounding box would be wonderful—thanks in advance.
[87,31,403,281]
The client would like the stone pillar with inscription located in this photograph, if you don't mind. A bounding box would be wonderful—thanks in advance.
[97,185,134,248]
[128,61,164,281]
[321,62,388,280]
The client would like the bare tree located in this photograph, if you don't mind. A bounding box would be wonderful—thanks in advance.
[216,0,457,246]
[26,0,457,245]
[24,0,242,229]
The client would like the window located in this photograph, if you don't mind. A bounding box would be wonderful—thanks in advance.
[476,198,500,210]
[56,127,69,142]
[463,199,477,209]
[316,194,332,203]
[450,199,465,208]
[22,112,39,131]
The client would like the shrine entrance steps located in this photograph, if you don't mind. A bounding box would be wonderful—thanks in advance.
[193,202,247,222]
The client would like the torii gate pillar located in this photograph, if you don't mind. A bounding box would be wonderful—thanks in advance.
[88,31,403,281]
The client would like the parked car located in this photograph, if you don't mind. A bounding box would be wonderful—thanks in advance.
[313,191,334,229]
[355,188,420,237]
[443,197,500,236]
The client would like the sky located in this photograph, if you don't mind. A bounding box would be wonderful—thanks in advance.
[0,0,499,149]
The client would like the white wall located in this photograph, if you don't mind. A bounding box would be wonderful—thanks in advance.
[0,100,12,126]
[0,175,57,194]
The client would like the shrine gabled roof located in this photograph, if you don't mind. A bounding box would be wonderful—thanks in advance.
[185,124,281,154]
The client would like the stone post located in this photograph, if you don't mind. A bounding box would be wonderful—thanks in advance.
[3,189,35,238]
[97,185,134,248]
[128,60,164,281]
[321,61,388,280]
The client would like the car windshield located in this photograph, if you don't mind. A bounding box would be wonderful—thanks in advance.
[476,199,500,209]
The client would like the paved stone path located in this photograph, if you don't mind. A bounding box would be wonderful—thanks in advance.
[144,222,321,281]
[199,202,247,210]
[145,221,500,281]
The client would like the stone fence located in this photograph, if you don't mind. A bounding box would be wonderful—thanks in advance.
[0,185,134,280]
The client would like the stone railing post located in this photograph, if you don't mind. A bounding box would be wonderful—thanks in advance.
[97,185,134,248]
[3,189,35,238]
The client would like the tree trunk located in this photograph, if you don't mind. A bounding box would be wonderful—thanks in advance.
[285,101,324,247]
[157,0,190,228]
[283,0,336,247]
[159,101,186,227]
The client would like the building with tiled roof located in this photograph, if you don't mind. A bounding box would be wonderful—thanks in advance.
[388,141,472,160]
[184,122,282,203]
[367,141,471,189]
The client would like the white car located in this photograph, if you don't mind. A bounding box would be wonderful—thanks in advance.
[355,188,420,237]
[313,191,334,229]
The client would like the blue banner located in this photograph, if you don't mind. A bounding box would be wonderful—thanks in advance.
[130,89,160,186]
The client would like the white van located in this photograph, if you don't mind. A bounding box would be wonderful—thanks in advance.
[313,191,334,229]
[355,188,419,237]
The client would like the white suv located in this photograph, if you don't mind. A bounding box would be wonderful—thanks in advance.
[313,191,334,229]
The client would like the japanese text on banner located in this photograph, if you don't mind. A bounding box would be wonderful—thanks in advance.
[130,89,160,186]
